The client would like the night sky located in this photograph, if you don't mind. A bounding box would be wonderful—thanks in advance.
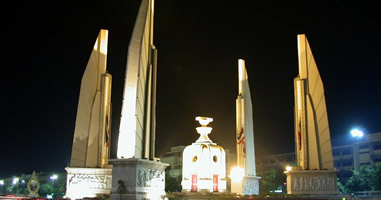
[1,0,380,177]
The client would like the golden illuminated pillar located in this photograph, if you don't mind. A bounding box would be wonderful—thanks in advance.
[231,59,260,195]
[285,34,337,195]
[66,29,113,200]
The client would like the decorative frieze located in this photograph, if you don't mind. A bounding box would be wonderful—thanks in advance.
[291,175,335,192]
[243,177,260,195]
[137,168,165,188]
[65,167,112,199]
[285,169,338,195]
[68,173,112,190]
[110,158,168,200]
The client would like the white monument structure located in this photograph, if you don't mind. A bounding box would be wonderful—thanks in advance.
[285,34,338,194]
[182,117,227,193]
[65,29,113,199]
[66,0,167,199]
[231,59,261,195]
[109,0,168,199]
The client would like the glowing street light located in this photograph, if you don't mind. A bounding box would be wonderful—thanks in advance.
[50,174,58,180]
[50,174,58,196]
[351,128,364,138]
[12,177,19,185]
[0,180,4,195]
[351,128,364,171]
[230,166,245,183]
[50,174,58,188]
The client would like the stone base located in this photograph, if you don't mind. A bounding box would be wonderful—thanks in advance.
[231,176,260,195]
[109,158,169,200]
[27,193,39,198]
[65,167,112,200]
[285,168,338,195]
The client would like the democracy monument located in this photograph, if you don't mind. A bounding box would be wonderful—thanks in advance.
[64,0,339,198]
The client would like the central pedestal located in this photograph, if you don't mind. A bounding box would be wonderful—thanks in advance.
[109,158,169,200]
[285,168,338,195]
[231,176,260,195]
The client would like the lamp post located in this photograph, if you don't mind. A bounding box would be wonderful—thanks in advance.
[12,177,19,196]
[49,175,58,197]
[351,128,364,171]
[0,180,4,196]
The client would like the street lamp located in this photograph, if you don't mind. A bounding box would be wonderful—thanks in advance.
[50,175,58,180]
[49,174,58,196]
[351,128,364,171]
[0,180,4,196]
[12,178,19,185]
[230,166,245,183]
[12,177,19,196]
[351,128,364,138]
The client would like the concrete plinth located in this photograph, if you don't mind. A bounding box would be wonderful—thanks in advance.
[231,176,260,195]
[65,167,112,200]
[285,169,338,195]
[109,158,169,200]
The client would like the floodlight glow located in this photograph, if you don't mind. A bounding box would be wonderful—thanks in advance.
[12,177,19,185]
[50,174,58,180]
[296,80,302,110]
[351,129,364,138]
[0,180,4,185]
[230,166,245,183]
[238,59,246,94]
[285,165,292,172]
[117,86,137,159]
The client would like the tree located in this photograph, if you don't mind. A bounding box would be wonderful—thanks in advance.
[39,184,53,197]
[258,168,286,194]
[165,175,182,192]
[344,165,377,193]
[337,179,347,194]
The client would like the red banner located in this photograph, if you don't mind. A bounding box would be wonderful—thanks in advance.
[213,174,218,192]
[191,174,197,192]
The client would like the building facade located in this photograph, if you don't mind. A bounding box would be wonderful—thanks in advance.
[256,132,381,183]
[333,132,381,182]
[161,146,186,178]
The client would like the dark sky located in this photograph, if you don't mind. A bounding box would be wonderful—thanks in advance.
[1,0,380,177]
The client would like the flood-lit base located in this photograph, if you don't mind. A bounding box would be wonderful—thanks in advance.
[285,169,338,195]
[109,158,168,200]
[65,167,112,200]
[231,176,260,195]
[182,179,227,193]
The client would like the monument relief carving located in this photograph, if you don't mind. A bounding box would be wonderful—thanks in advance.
[68,174,111,190]
[137,168,164,188]
[292,175,336,192]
